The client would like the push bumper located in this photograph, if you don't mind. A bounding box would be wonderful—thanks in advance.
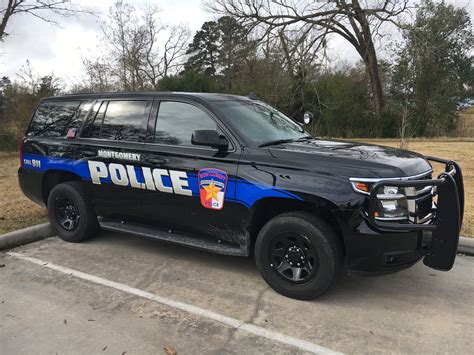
[366,158,464,271]
[345,225,427,275]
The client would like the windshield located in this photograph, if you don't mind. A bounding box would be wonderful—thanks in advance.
[215,100,311,146]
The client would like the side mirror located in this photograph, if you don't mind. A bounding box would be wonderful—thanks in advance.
[303,111,314,125]
[191,130,229,151]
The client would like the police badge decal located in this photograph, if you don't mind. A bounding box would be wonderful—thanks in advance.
[198,168,228,210]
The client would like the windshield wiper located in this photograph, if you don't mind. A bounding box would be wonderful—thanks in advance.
[294,136,313,142]
[258,138,300,147]
[259,136,313,148]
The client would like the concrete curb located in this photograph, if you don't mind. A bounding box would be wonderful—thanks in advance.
[0,223,54,251]
[458,236,474,256]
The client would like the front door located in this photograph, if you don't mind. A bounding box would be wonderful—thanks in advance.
[141,98,245,244]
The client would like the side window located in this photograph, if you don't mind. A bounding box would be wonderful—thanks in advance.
[27,100,81,137]
[67,100,94,132]
[154,101,216,146]
[89,100,148,141]
[89,101,108,138]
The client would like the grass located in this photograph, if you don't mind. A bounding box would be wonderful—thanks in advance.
[0,152,48,234]
[0,140,472,237]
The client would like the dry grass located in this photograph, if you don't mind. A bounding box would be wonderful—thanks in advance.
[0,139,472,236]
[356,138,473,237]
[0,152,47,234]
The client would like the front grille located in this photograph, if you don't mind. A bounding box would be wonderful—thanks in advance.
[406,172,435,223]
[417,195,433,219]
[417,173,433,221]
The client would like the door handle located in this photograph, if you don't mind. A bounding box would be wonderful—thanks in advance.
[145,158,167,166]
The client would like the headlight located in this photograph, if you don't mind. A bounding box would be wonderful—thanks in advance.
[383,186,399,195]
[350,179,410,221]
[375,186,409,220]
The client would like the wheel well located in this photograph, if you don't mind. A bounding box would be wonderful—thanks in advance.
[246,198,346,255]
[42,170,82,204]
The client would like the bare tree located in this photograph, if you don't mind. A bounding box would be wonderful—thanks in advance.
[82,57,115,92]
[205,0,410,119]
[160,25,191,78]
[1,0,91,42]
[275,27,326,114]
[278,28,319,74]
[90,0,191,91]
[100,0,151,90]
[141,21,190,88]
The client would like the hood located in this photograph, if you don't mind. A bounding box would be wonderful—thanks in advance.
[267,138,432,178]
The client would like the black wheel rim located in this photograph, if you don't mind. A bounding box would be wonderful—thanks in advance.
[54,196,80,231]
[269,233,320,284]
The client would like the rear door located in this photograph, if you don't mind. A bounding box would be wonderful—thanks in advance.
[20,99,86,205]
[74,97,152,222]
[141,97,245,243]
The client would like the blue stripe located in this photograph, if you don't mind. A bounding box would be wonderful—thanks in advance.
[22,153,302,208]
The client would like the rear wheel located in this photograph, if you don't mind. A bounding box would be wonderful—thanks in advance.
[47,181,99,242]
[255,212,342,300]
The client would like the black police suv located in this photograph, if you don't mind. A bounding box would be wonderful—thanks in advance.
[18,92,464,300]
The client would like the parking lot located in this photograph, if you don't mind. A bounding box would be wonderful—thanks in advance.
[1,231,473,354]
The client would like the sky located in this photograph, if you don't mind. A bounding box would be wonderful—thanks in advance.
[0,0,472,89]
[0,0,213,87]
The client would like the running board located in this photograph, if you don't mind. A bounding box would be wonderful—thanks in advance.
[98,218,247,257]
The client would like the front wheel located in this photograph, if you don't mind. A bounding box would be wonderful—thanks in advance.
[47,181,99,242]
[255,212,342,300]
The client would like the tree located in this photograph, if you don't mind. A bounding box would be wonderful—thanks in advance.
[16,60,62,95]
[185,21,220,76]
[184,16,256,91]
[0,76,11,88]
[315,65,374,138]
[0,63,61,150]
[1,0,90,42]
[216,16,256,91]
[82,57,115,93]
[205,0,411,120]
[183,17,326,119]
[100,0,153,90]
[391,0,473,136]
[160,25,191,79]
[158,70,219,93]
[85,0,191,91]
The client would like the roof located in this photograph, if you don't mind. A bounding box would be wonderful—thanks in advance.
[42,91,254,103]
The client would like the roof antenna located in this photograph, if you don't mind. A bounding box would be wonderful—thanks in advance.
[248,92,259,100]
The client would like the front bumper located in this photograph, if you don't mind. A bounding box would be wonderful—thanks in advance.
[365,158,464,271]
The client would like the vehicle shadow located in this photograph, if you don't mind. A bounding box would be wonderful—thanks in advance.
[83,230,460,305]
[91,230,258,274]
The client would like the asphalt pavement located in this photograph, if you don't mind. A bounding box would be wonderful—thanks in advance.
[1,231,473,354]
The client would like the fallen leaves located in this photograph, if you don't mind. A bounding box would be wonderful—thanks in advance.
[164,346,177,355]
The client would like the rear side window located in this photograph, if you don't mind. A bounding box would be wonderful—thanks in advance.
[154,101,216,146]
[67,100,94,131]
[88,100,148,141]
[27,100,81,137]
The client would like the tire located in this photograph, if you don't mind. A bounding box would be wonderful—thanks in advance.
[255,212,342,300]
[47,181,99,242]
